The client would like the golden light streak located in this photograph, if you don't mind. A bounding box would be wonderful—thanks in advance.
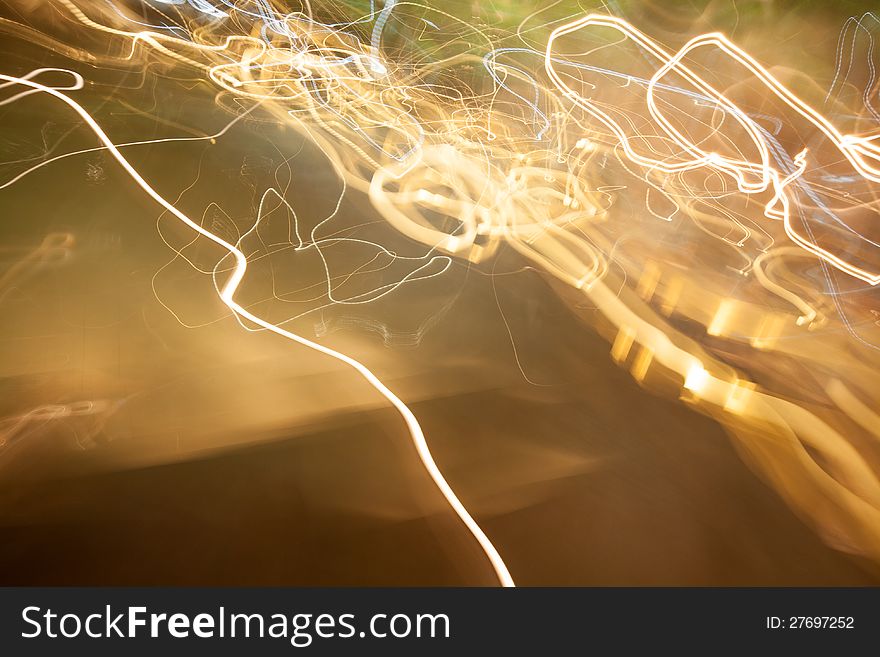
[0,71,514,588]
[2,0,880,579]
[545,14,880,285]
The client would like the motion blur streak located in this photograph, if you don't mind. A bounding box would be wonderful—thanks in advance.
[1,0,880,581]
[0,70,515,588]
[545,14,880,284]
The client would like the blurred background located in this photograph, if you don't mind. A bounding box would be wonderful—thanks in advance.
[0,0,878,585]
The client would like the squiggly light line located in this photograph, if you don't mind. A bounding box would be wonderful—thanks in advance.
[5,0,880,575]
[0,70,515,588]
[545,14,880,285]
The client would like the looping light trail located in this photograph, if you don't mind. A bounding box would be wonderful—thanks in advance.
[3,0,880,580]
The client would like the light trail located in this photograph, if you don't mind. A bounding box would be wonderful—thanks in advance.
[2,0,880,577]
[0,70,515,588]
[545,14,880,285]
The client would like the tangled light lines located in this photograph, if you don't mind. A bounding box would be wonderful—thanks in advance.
[1,0,880,584]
